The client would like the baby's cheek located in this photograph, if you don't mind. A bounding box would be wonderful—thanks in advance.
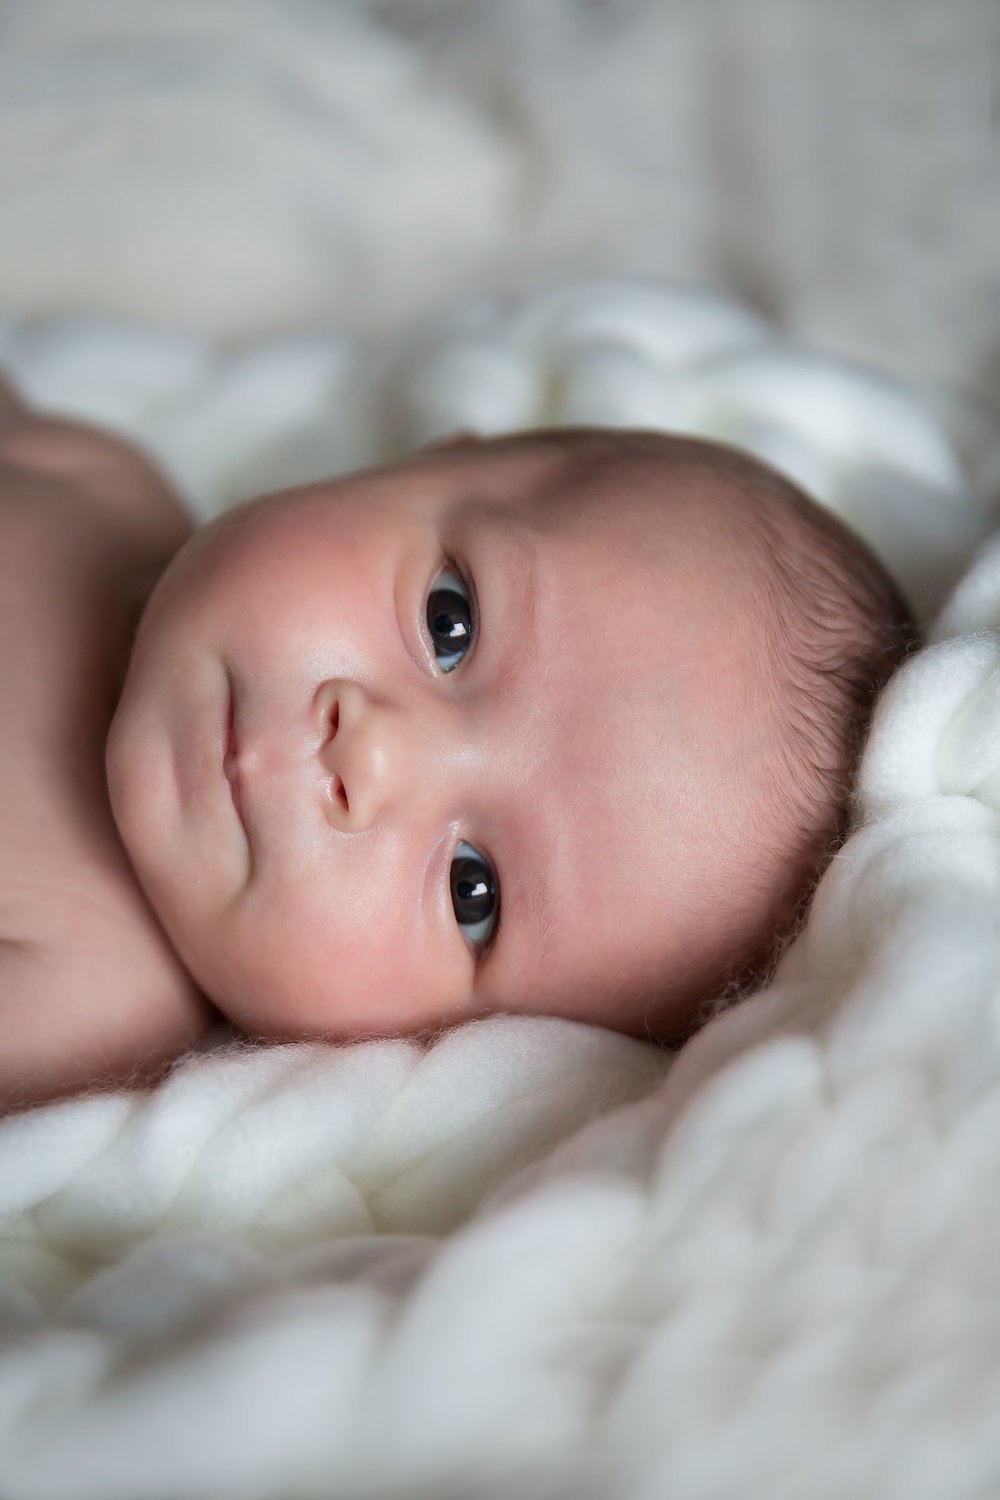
[194,884,456,1041]
[189,905,324,1037]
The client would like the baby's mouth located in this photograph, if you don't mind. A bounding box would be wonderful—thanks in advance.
[223,688,247,835]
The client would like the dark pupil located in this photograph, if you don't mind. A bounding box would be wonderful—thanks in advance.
[450,853,494,925]
[427,586,470,660]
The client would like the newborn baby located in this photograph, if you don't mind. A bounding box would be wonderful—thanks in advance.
[0,383,915,1108]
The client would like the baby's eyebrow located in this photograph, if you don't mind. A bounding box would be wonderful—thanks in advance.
[529,867,557,964]
[455,500,550,972]
[485,514,551,968]
[509,857,556,968]
[458,497,537,639]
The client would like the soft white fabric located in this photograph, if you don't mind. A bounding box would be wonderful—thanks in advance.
[3,0,999,414]
[4,282,985,618]
[1,281,1000,1498]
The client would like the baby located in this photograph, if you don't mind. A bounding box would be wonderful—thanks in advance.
[0,379,915,1109]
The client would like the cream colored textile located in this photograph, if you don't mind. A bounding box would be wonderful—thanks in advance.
[0,283,998,1497]
[1,0,997,408]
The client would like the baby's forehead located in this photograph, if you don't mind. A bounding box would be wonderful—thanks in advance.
[473,441,777,763]
[441,429,759,566]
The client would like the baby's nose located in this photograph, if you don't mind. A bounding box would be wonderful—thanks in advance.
[316,679,457,832]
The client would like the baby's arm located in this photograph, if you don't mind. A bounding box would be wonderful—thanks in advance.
[0,381,215,1110]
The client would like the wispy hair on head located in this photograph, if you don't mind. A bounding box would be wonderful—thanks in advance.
[692,440,921,1006]
[460,426,920,1025]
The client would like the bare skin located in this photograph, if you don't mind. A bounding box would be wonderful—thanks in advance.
[107,433,804,1049]
[0,395,895,1113]
[0,384,213,1110]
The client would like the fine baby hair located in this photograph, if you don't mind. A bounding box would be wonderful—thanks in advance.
[4,282,954,1057]
[0,282,994,1498]
[604,430,921,1014]
[105,420,916,1048]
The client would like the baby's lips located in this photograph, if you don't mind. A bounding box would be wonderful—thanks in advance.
[222,686,249,837]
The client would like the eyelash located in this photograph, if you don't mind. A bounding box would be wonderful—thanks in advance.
[422,562,497,952]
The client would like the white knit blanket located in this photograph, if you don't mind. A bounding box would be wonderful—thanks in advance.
[1,283,999,1499]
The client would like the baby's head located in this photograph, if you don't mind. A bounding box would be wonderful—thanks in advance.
[107,429,915,1044]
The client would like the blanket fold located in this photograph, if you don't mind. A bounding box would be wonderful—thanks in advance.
[2,282,998,1498]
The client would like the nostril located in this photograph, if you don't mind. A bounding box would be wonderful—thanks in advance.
[331,773,349,812]
[329,700,340,738]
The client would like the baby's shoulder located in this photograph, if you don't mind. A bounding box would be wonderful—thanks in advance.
[0,469,211,1108]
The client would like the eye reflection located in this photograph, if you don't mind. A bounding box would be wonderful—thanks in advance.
[426,566,474,672]
[450,840,497,951]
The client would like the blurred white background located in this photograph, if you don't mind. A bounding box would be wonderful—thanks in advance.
[0,0,997,404]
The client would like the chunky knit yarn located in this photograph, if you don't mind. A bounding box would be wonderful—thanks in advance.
[1,283,997,1499]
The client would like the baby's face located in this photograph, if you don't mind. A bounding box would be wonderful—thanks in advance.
[108,434,780,1042]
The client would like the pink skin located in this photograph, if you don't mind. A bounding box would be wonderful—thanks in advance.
[107,435,778,1043]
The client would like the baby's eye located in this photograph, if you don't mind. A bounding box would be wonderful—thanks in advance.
[426,564,475,672]
[450,839,498,951]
